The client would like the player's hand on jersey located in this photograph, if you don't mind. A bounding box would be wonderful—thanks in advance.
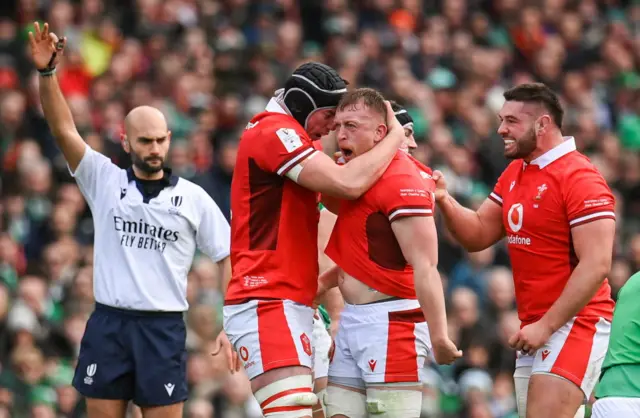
[211,331,242,373]
[28,22,66,70]
[431,170,448,203]
[508,320,553,355]
[431,337,463,365]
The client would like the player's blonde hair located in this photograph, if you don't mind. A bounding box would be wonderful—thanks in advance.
[337,88,388,120]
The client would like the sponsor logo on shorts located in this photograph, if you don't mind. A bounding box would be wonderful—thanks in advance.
[300,333,312,356]
[239,346,249,362]
[164,383,174,396]
[541,349,550,361]
[84,363,97,385]
[368,359,377,372]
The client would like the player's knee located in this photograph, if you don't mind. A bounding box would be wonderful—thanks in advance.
[365,384,423,417]
[254,375,318,417]
[325,385,366,418]
[513,366,531,418]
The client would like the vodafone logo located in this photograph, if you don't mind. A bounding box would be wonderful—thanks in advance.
[507,203,524,232]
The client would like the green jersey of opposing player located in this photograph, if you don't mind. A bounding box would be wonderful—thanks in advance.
[595,271,640,399]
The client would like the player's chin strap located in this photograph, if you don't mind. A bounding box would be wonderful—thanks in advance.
[254,375,318,417]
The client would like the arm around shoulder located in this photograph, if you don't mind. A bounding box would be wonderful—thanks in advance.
[294,152,362,199]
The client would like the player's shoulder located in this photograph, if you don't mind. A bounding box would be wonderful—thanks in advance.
[243,111,308,141]
[379,152,430,186]
[171,176,212,204]
[562,151,601,173]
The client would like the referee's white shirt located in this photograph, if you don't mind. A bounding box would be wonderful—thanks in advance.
[70,145,230,311]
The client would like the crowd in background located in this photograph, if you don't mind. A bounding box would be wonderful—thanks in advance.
[0,0,639,416]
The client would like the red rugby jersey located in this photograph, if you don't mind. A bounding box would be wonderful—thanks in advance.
[226,100,320,307]
[488,137,615,326]
[325,151,436,298]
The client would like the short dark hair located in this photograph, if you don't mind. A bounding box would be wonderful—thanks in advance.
[337,88,387,120]
[503,83,564,128]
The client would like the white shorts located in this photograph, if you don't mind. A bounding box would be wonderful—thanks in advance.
[312,310,332,380]
[329,298,431,384]
[223,299,315,380]
[592,397,640,417]
[514,316,610,399]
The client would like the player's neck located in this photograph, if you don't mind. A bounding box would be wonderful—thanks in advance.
[132,166,164,181]
[523,131,565,164]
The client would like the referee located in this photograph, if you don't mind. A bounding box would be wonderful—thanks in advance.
[29,22,238,418]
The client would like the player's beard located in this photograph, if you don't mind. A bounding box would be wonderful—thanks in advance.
[131,149,164,174]
[505,125,537,160]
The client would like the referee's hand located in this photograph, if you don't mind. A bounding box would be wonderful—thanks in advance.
[211,331,241,373]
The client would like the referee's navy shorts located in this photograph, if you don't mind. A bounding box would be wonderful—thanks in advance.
[72,303,188,407]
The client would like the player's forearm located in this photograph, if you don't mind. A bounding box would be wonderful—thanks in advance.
[338,128,404,198]
[318,265,341,291]
[438,194,494,252]
[541,259,610,333]
[414,263,448,341]
[39,74,79,139]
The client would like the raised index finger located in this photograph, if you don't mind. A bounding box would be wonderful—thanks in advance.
[28,32,37,49]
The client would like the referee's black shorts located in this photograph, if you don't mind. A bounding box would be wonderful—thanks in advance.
[72,303,188,407]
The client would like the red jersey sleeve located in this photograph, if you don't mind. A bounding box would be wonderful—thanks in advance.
[253,125,317,176]
[565,167,616,228]
[376,174,435,222]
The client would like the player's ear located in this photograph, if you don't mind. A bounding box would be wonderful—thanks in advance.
[376,123,388,143]
[167,130,172,141]
[121,134,130,153]
[536,115,551,135]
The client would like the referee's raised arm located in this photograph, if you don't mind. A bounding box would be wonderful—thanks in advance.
[28,22,86,171]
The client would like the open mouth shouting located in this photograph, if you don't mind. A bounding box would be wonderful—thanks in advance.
[340,148,354,162]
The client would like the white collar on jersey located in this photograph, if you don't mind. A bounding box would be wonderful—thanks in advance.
[524,136,576,170]
[265,89,290,115]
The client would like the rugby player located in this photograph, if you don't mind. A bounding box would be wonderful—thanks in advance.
[390,101,417,154]
[315,88,461,418]
[309,102,417,418]
[223,63,407,418]
[592,271,640,417]
[433,83,616,418]
[29,23,237,418]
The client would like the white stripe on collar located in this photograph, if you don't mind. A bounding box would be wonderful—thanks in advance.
[525,136,576,169]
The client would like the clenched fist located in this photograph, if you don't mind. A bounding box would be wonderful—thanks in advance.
[432,337,463,365]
